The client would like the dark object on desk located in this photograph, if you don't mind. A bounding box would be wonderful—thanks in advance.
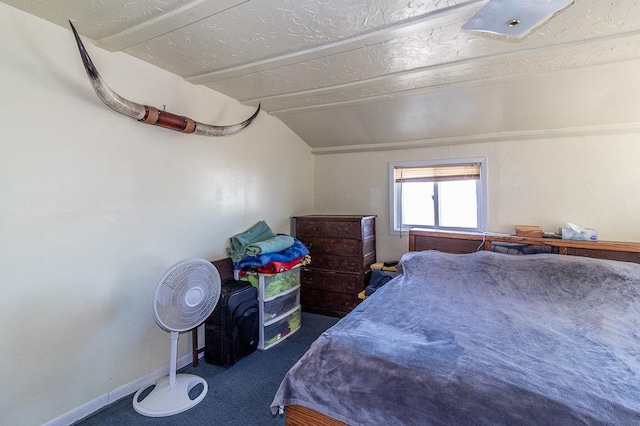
[515,225,543,238]
[205,280,259,365]
[491,242,559,255]
[383,261,398,267]
[364,270,393,297]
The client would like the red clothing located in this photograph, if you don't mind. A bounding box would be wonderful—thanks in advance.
[238,257,303,275]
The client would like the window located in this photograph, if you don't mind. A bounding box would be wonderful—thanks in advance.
[389,158,487,234]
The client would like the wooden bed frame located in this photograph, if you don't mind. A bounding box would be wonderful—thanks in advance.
[286,405,348,426]
[284,229,640,425]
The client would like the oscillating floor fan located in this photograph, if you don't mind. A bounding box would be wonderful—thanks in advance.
[133,258,221,417]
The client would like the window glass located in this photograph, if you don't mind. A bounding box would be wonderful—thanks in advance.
[439,180,478,228]
[390,158,486,234]
[401,181,434,227]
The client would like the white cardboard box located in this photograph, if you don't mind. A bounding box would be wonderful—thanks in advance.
[561,227,598,241]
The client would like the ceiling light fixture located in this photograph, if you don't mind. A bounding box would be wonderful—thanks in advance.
[462,0,575,39]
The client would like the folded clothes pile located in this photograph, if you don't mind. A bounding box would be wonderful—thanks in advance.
[227,221,310,276]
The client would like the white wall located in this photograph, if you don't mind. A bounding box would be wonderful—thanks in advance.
[0,5,313,425]
[313,72,640,262]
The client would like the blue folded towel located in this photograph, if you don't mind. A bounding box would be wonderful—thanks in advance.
[235,238,310,269]
[243,235,295,259]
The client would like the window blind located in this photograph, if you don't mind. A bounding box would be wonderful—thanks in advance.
[394,163,480,183]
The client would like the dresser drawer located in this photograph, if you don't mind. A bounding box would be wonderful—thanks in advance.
[300,268,363,294]
[306,255,365,273]
[306,252,375,273]
[324,221,364,239]
[301,289,360,318]
[296,218,368,239]
[305,237,362,256]
[296,220,327,237]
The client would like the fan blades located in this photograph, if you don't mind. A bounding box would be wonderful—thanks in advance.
[153,259,221,332]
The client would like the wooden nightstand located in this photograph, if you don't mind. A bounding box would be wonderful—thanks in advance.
[370,261,398,275]
[358,262,399,300]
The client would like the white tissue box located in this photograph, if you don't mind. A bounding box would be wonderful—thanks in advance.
[561,227,598,241]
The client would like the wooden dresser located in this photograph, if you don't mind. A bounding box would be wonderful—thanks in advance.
[294,215,376,317]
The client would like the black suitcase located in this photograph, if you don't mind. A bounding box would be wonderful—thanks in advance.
[204,279,259,365]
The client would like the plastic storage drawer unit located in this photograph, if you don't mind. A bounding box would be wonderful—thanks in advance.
[264,287,300,321]
[262,307,301,349]
[237,267,302,350]
[259,268,300,299]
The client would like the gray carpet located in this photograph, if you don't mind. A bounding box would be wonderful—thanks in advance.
[75,312,339,425]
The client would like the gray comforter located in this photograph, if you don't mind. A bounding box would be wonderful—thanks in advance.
[271,250,640,425]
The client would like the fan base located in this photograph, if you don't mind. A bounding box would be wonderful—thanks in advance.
[133,374,208,417]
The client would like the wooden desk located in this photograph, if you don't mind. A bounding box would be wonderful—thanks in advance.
[409,230,640,264]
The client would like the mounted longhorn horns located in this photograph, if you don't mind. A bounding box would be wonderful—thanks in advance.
[69,20,260,136]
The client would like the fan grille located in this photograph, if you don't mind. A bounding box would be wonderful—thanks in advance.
[153,259,221,332]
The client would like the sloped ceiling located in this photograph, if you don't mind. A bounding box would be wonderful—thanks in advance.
[4,0,640,152]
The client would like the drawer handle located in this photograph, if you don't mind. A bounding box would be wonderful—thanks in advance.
[344,261,356,270]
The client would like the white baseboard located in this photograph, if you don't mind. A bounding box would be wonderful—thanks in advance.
[43,350,203,426]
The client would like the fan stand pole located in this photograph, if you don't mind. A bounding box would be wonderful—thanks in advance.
[169,331,178,387]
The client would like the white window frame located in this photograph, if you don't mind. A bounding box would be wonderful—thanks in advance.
[389,157,488,235]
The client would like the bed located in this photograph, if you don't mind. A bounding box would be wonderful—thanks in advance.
[271,230,640,425]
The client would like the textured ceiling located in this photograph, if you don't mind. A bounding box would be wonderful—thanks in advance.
[4,0,640,151]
